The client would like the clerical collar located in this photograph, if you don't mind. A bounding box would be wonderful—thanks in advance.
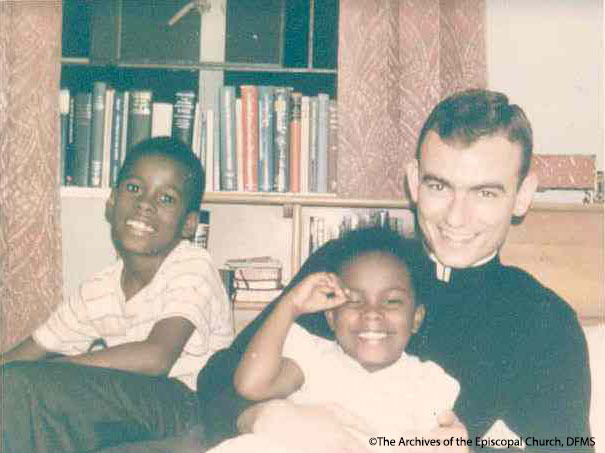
[427,250,498,282]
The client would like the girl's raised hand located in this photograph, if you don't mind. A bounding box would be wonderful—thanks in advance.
[282,272,349,317]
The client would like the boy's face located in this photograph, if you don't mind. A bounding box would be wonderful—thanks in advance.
[325,252,425,372]
[406,132,537,268]
[106,154,198,261]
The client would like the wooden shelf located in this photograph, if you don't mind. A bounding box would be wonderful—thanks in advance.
[61,58,337,75]
[59,186,603,212]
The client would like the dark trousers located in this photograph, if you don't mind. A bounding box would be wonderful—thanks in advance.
[1,361,202,453]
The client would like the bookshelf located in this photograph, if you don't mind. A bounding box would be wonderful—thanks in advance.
[59,1,603,332]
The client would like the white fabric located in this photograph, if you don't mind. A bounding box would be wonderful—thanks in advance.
[209,325,459,453]
[34,240,234,390]
[283,324,460,438]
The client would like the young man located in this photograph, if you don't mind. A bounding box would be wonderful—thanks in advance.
[1,137,234,453]
[196,90,592,451]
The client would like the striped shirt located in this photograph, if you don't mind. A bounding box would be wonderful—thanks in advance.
[34,241,234,390]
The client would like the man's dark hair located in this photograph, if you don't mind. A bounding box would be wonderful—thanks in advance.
[284,226,428,307]
[416,89,533,183]
[116,136,205,212]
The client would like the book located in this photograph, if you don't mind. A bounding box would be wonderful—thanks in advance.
[232,266,282,282]
[192,209,211,249]
[119,91,130,166]
[65,93,76,185]
[241,85,259,192]
[205,109,215,192]
[234,288,283,303]
[225,256,282,268]
[151,102,173,137]
[289,92,302,193]
[273,87,293,192]
[109,91,125,187]
[219,86,237,191]
[299,95,310,193]
[235,98,245,191]
[316,93,330,193]
[327,99,338,193]
[308,96,319,192]
[234,279,283,290]
[191,102,202,161]
[126,90,153,151]
[258,86,275,192]
[172,91,196,145]
[59,89,70,185]
[89,81,107,187]
[72,92,93,186]
[100,88,114,188]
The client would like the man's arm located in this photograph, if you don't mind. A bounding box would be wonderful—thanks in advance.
[0,336,50,366]
[53,316,195,375]
[504,307,592,451]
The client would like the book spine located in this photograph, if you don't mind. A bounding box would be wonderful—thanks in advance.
[205,109,215,192]
[219,86,237,191]
[126,90,153,151]
[151,102,173,137]
[241,85,259,192]
[191,102,202,160]
[235,98,245,191]
[172,91,196,145]
[73,92,93,187]
[327,99,338,193]
[289,92,302,193]
[89,81,107,187]
[258,86,275,192]
[299,96,310,193]
[316,93,330,193]
[308,96,319,192]
[119,92,130,165]
[273,87,293,193]
[109,91,124,187]
[59,89,70,185]
[65,94,76,185]
[101,88,114,188]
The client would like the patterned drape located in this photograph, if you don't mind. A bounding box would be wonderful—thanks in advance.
[0,3,63,351]
[337,0,487,199]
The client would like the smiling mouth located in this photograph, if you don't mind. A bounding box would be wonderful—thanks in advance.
[357,331,388,341]
[126,219,155,234]
[439,229,477,244]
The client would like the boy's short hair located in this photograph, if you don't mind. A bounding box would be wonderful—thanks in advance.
[416,89,533,183]
[116,136,205,212]
[289,227,428,307]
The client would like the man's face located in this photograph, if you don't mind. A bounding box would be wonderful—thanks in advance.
[406,131,536,268]
[106,154,197,261]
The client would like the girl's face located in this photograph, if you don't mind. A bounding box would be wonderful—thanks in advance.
[325,252,425,372]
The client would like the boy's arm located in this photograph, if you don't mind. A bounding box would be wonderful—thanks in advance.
[234,272,347,401]
[54,316,194,375]
[0,336,50,366]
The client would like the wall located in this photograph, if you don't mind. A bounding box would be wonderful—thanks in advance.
[486,0,604,168]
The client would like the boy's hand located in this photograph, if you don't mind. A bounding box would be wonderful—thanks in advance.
[282,272,349,318]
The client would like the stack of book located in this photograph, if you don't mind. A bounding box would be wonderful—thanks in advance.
[60,83,337,195]
[307,209,416,256]
[224,256,284,305]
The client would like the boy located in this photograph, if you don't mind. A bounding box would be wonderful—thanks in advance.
[1,137,234,453]
[210,227,462,453]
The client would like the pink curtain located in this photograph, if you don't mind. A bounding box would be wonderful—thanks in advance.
[0,3,63,351]
[337,0,487,199]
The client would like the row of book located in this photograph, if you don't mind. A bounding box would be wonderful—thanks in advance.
[308,209,416,256]
[223,256,284,304]
[59,83,338,194]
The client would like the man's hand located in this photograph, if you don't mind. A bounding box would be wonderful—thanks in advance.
[239,399,374,453]
[428,411,469,453]
[282,272,349,318]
